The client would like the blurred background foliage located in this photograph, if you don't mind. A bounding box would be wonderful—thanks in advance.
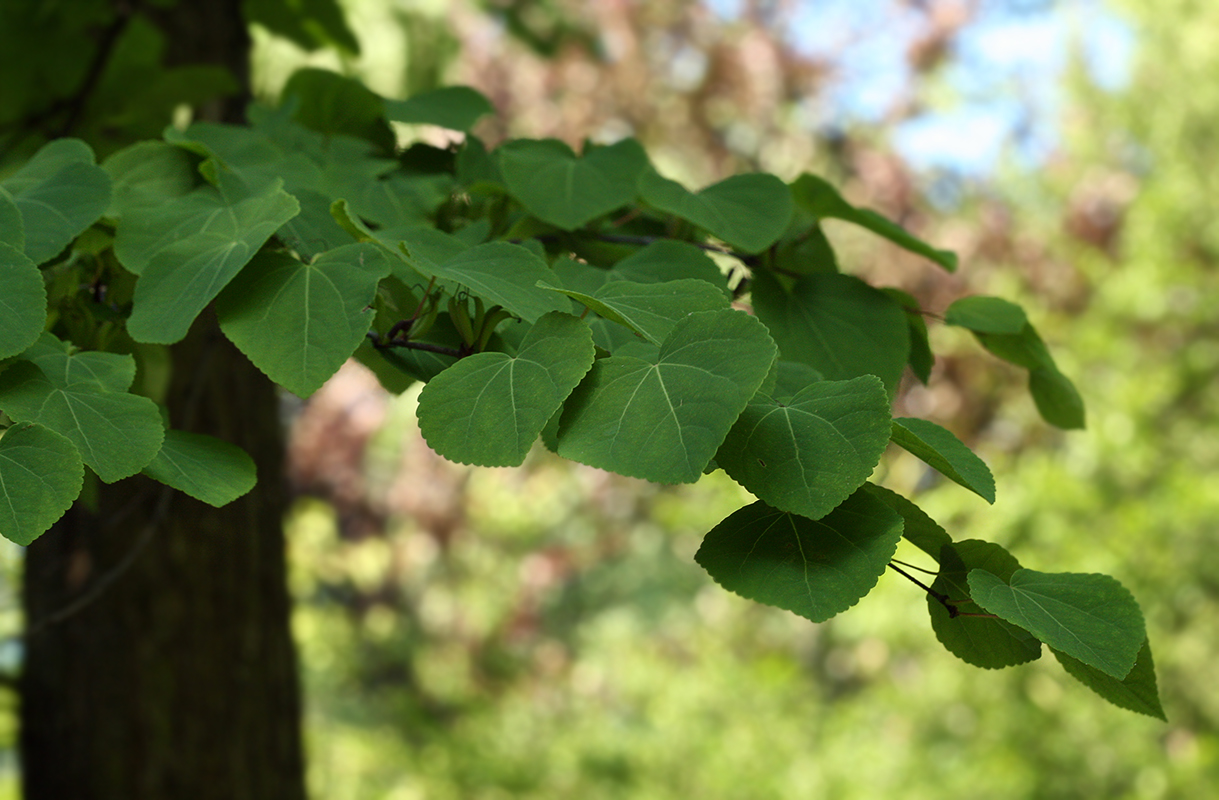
[269,1,1218,797]
[1,0,1216,797]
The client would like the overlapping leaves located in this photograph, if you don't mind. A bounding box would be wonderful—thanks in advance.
[498,138,648,230]
[928,540,1042,669]
[542,278,729,345]
[555,309,776,483]
[119,171,300,344]
[0,335,163,483]
[638,170,793,253]
[968,568,1146,679]
[418,312,595,467]
[946,296,1085,429]
[1,138,112,264]
[717,375,892,520]
[751,270,910,395]
[791,173,957,271]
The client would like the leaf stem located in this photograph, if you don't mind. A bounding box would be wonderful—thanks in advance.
[887,561,959,617]
[368,333,465,359]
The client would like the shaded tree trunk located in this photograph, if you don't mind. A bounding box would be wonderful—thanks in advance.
[19,2,306,797]
[20,318,306,800]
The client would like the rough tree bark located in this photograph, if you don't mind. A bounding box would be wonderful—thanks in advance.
[19,2,306,798]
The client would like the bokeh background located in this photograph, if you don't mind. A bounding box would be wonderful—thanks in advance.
[4,0,1218,797]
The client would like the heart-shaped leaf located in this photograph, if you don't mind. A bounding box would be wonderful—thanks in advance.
[0,422,83,545]
[142,430,257,507]
[417,312,595,467]
[556,309,776,483]
[639,170,793,253]
[968,568,1146,679]
[498,138,648,230]
[751,270,910,396]
[695,491,903,623]
[717,375,891,520]
[123,173,300,344]
[216,244,390,397]
[791,173,957,271]
[1053,640,1165,720]
[891,417,995,503]
[0,242,46,360]
[929,541,1042,669]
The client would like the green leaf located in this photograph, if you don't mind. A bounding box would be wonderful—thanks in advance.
[215,244,391,397]
[0,351,163,483]
[278,188,358,259]
[767,361,824,403]
[102,140,197,217]
[417,312,595,467]
[945,296,1028,334]
[282,68,394,151]
[556,309,776,483]
[883,287,932,383]
[790,173,957,271]
[966,321,1086,430]
[860,483,951,560]
[124,175,300,344]
[928,541,1042,669]
[350,173,451,228]
[1054,640,1166,720]
[0,242,46,360]
[972,323,1055,371]
[0,187,24,251]
[638,171,794,253]
[969,568,1146,679]
[16,333,137,393]
[890,418,995,503]
[1030,366,1086,429]
[498,138,648,230]
[610,240,731,294]
[774,220,839,276]
[541,278,729,345]
[751,270,910,396]
[717,375,891,520]
[141,430,257,507]
[431,242,570,323]
[2,138,111,264]
[384,86,494,132]
[695,491,904,623]
[244,0,360,54]
[0,423,83,545]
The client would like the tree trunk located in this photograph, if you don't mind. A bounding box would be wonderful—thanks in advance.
[20,317,306,799]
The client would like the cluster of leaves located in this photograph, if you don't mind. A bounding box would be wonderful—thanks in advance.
[0,69,1158,716]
